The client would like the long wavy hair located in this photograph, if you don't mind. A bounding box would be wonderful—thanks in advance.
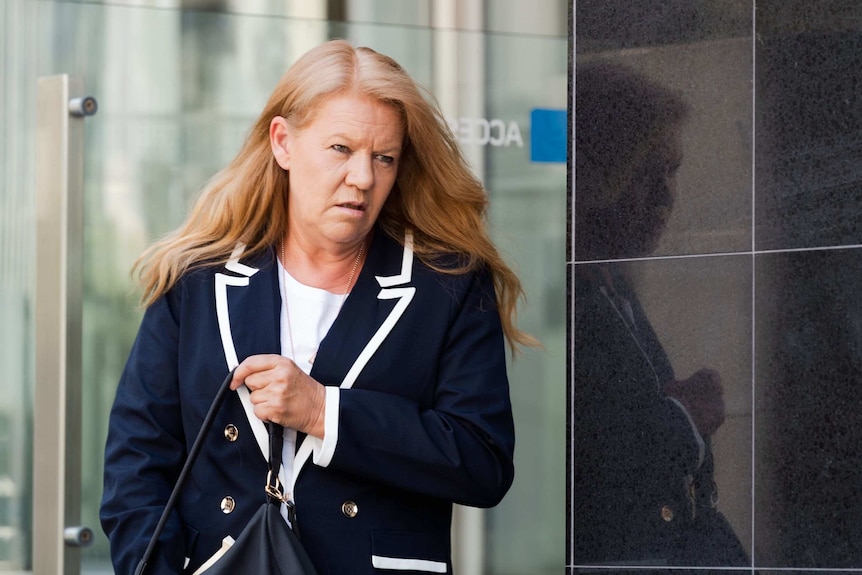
[134,39,535,351]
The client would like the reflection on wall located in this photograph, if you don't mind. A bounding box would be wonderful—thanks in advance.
[572,0,862,571]
[573,5,754,572]
[577,38,752,257]
[572,57,750,569]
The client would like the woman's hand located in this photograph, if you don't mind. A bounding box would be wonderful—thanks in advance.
[664,368,726,437]
[230,354,327,438]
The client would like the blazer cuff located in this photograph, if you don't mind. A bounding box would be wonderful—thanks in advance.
[311,386,340,467]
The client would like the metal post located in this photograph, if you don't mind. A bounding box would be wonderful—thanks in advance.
[430,2,487,573]
[34,74,96,575]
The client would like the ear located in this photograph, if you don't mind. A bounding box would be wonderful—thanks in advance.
[270,116,291,170]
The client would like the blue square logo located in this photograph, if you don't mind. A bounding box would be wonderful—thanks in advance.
[530,108,567,163]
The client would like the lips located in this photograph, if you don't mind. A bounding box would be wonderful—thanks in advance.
[337,201,367,211]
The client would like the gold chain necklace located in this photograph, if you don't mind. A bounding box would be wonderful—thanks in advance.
[279,239,365,363]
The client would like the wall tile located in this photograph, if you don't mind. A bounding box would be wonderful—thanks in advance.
[572,256,752,568]
[755,248,862,567]
[574,3,752,260]
[755,1,862,251]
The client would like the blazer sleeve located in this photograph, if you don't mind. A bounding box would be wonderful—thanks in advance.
[322,267,516,508]
[99,287,187,575]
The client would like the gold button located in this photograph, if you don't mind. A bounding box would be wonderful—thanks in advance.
[661,505,674,522]
[341,501,359,518]
[220,496,236,514]
[224,424,239,442]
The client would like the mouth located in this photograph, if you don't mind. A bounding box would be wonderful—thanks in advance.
[337,201,367,212]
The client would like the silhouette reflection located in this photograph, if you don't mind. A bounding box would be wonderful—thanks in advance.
[572,62,748,569]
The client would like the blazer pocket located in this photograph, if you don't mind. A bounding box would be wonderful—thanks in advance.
[190,535,236,574]
[371,531,449,573]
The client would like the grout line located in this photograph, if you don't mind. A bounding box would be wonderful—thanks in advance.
[750,1,757,570]
[569,567,862,573]
[569,2,577,567]
[751,0,758,258]
[571,242,862,267]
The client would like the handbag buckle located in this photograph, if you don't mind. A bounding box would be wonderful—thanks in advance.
[265,470,287,504]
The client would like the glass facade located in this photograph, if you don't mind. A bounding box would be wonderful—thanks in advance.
[2,0,566,573]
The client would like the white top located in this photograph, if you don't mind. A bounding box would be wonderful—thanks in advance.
[279,265,346,374]
[277,264,345,499]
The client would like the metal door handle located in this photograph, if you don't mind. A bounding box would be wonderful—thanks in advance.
[63,526,94,548]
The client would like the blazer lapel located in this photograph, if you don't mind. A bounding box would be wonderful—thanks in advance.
[293,231,416,483]
[214,243,281,464]
[214,234,418,490]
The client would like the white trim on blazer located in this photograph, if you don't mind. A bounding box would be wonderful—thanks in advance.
[215,232,417,500]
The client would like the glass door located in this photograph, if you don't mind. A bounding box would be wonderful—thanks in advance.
[4,2,567,573]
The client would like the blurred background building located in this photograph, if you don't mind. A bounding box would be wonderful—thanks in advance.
[1,1,567,573]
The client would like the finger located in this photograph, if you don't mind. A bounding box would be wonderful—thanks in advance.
[252,402,275,425]
[230,354,283,390]
[248,387,269,406]
[250,389,292,427]
[248,387,285,422]
[243,369,278,392]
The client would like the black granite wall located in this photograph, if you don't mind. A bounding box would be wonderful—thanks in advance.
[569,1,862,572]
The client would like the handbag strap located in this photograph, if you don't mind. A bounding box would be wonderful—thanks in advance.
[266,421,300,532]
[266,421,285,503]
[136,369,278,575]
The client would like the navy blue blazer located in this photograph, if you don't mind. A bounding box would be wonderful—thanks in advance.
[100,230,515,574]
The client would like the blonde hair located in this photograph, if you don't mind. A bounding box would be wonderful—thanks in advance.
[135,39,535,351]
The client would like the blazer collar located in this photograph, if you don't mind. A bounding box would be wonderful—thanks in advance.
[310,229,416,389]
[214,230,416,473]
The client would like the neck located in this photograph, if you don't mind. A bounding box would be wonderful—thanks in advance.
[280,235,367,294]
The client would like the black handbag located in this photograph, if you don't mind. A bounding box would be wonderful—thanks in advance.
[134,370,319,575]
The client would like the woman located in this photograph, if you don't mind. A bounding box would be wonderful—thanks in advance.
[572,61,747,568]
[100,39,532,574]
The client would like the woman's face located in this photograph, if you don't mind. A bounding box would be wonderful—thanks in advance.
[611,127,683,258]
[271,92,405,252]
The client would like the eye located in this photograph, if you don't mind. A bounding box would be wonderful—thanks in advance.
[375,154,396,165]
[332,144,350,153]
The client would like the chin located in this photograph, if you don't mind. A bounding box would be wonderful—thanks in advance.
[329,226,372,246]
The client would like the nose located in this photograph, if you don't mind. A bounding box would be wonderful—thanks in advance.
[345,154,374,190]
